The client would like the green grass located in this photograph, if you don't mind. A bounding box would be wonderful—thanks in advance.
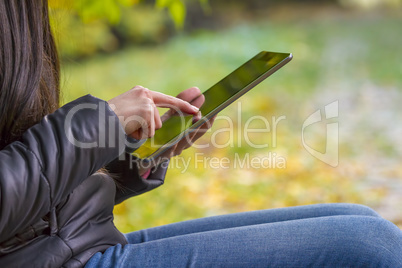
[62,13,402,231]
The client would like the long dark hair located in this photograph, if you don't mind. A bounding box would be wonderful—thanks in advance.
[0,0,60,150]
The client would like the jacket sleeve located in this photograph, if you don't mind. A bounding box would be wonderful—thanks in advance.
[106,153,169,205]
[0,94,126,243]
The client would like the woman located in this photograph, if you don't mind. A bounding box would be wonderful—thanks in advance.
[0,1,401,267]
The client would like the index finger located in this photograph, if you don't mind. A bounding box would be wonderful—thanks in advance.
[151,91,199,115]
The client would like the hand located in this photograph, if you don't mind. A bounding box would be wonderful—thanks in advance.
[138,87,216,173]
[160,87,216,158]
[107,86,199,140]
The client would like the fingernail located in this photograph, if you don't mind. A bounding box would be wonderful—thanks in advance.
[191,105,199,112]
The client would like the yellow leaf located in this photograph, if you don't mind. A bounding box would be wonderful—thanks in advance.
[168,0,185,29]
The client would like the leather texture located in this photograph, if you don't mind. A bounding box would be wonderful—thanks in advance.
[0,95,167,267]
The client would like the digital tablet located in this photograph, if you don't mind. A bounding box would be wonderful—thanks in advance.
[132,51,293,161]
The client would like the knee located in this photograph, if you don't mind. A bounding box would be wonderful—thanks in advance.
[319,203,382,218]
[333,216,402,266]
[342,203,381,217]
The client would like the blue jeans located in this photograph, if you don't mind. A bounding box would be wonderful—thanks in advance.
[85,203,402,267]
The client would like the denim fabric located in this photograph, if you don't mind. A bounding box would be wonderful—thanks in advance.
[85,203,402,267]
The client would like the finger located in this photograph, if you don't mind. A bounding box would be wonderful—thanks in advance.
[173,147,183,157]
[176,87,205,110]
[158,88,204,122]
[198,115,216,133]
[170,143,184,158]
[192,110,202,123]
[177,126,200,150]
[189,93,205,108]
[135,103,155,139]
[161,101,203,124]
[154,105,162,130]
[147,107,155,138]
[151,91,199,115]
[176,87,202,102]
[130,128,142,140]
[158,144,177,160]
[188,115,216,143]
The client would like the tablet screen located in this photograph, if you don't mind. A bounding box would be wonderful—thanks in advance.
[133,51,292,160]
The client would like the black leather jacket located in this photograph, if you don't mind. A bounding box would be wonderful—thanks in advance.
[0,95,168,267]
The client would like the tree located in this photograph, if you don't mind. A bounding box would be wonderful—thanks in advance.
[49,0,210,29]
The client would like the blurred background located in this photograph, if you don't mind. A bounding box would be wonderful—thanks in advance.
[50,0,402,231]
